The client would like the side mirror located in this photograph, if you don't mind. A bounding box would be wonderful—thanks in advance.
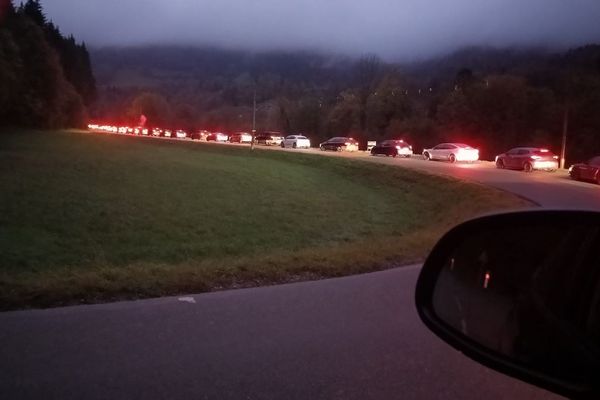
[415,211,600,399]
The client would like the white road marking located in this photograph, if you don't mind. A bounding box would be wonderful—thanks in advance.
[178,297,196,304]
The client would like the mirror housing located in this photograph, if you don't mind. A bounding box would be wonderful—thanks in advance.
[415,211,600,399]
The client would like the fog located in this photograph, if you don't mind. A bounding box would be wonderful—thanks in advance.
[43,0,600,60]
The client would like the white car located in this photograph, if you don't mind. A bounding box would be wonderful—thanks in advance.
[175,130,187,139]
[281,135,311,149]
[422,143,479,163]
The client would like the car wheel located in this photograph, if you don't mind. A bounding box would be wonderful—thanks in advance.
[292,142,297,149]
[281,142,285,148]
[523,162,533,173]
[320,146,325,151]
[393,153,397,158]
[496,159,504,169]
[449,154,456,163]
[423,152,431,161]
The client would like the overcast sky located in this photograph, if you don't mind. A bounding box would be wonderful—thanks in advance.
[42,0,600,60]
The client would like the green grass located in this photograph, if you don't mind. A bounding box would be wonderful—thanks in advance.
[0,130,531,309]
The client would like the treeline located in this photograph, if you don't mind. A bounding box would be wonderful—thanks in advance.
[93,45,600,162]
[0,0,95,128]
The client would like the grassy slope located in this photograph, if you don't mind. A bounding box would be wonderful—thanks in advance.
[0,130,531,309]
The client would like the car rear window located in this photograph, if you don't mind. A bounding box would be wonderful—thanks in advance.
[532,149,555,156]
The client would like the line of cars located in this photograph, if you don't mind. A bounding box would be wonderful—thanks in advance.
[88,124,312,149]
[88,124,189,138]
[88,124,600,185]
[420,142,563,173]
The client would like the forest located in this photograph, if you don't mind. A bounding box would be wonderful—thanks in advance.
[92,44,600,161]
[0,0,95,128]
[1,0,600,162]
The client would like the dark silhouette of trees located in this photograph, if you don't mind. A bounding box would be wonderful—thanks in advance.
[90,44,600,163]
[0,0,96,129]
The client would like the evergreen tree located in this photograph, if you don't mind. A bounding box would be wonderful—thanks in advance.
[0,0,94,128]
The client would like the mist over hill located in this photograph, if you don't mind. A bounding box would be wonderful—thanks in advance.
[90,44,600,162]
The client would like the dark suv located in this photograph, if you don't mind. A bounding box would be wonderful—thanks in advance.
[319,137,359,152]
[255,132,283,146]
[495,147,559,172]
[370,139,413,158]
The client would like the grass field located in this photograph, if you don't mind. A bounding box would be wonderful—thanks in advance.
[0,130,531,309]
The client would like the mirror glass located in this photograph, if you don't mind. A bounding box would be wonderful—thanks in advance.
[432,219,600,384]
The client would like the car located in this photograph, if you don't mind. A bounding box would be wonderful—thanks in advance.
[319,137,359,152]
[281,134,311,149]
[495,147,558,172]
[175,129,187,139]
[255,132,283,146]
[416,210,600,399]
[422,143,479,163]
[191,130,210,140]
[206,132,229,142]
[569,156,600,184]
[228,132,253,143]
[370,139,413,158]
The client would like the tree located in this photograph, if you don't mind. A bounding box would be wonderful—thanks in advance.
[353,54,383,134]
[365,71,412,137]
[128,92,172,127]
[20,0,45,27]
[1,7,85,128]
[325,90,361,136]
[0,0,93,129]
[454,68,476,90]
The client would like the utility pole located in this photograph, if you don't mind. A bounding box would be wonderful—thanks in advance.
[251,88,256,150]
[560,104,569,169]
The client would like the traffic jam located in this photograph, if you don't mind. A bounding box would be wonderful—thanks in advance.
[87,124,600,185]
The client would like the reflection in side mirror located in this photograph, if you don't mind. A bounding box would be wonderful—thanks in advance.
[415,211,600,399]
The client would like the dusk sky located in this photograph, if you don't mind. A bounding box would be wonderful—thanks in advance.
[43,0,600,60]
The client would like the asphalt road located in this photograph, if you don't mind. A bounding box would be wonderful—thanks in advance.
[4,136,594,399]
[275,146,600,210]
[0,267,561,400]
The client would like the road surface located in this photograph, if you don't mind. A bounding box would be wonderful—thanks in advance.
[275,146,600,210]
[4,136,593,399]
[0,267,561,400]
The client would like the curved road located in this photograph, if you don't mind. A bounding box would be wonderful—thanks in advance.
[4,140,595,400]
[281,146,600,210]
